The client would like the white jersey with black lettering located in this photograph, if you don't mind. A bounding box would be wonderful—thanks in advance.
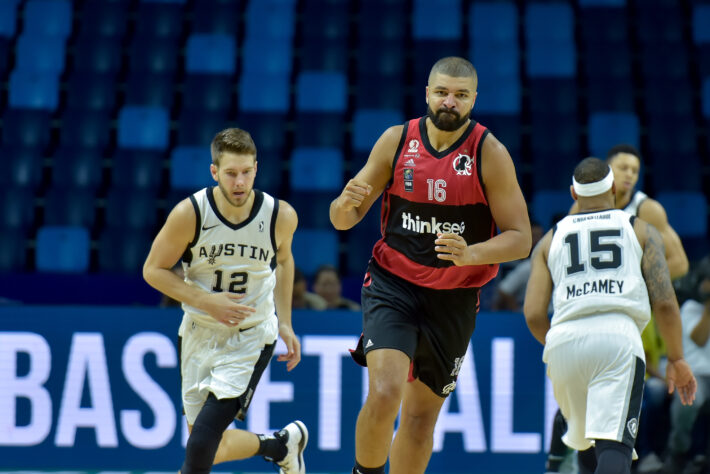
[180,187,279,331]
[622,190,648,216]
[548,209,651,333]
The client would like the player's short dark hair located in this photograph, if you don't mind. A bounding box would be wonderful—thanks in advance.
[606,144,641,163]
[210,127,257,166]
[573,157,611,184]
[428,57,478,85]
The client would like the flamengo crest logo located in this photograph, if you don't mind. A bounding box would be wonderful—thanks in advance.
[453,153,472,176]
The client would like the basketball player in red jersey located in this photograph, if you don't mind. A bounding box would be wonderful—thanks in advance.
[330,57,532,474]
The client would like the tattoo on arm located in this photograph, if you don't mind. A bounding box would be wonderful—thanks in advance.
[641,223,675,305]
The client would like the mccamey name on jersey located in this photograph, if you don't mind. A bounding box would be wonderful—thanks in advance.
[199,243,271,265]
[401,212,465,235]
[566,279,624,299]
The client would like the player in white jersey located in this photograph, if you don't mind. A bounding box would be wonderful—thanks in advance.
[143,128,307,474]
[524,157,696,474]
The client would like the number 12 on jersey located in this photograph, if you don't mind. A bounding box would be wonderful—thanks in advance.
[212,270,248,293]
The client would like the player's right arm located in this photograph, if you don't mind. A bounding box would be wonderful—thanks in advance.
[329,125,402,230]
[143,199,255,325]
[523,230,554,345]
[634,217,697,405]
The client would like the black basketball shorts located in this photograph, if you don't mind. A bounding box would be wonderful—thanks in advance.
[359,260,480,397]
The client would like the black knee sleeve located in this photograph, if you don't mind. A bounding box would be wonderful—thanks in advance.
[181,393,239,474]
[594,439,632,474]
[578,447,597,474]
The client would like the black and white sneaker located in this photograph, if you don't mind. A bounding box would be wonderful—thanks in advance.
[275,420,308,474]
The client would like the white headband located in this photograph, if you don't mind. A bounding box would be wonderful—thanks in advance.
[572,166,614,197]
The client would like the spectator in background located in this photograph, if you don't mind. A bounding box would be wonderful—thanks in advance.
[492,220,544,312]
[661,259,710,473]
[313,264,361,311]
[292,267,327,310]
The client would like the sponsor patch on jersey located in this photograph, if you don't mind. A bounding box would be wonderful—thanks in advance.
[407,139,420,153]
[404,168,414,192]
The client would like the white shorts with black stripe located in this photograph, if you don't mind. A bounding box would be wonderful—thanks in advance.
[544,313,646,451]
[179,314,278,425]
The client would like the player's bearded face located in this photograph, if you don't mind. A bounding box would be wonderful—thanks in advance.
[427,105,470,131]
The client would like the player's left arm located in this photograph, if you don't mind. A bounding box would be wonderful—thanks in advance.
[273,200,301,371]
[523,230,554,345]
[436,134,531,266]
[639,199,689,279]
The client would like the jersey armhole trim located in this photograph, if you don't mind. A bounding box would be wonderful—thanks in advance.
[182,193,201,264]
[476,129,490,196]
[390,121,409,184]
[269,198,279,270]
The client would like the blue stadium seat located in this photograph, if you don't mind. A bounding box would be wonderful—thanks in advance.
[0,2,18,37]
[656,192,708,238]
[296,72,347,113]
[16,34,66,73]
[359,1,406,40]
[476,115,522,161]
[135,2,185,38]
[182,74,234,112]
[525,3,574,43]
[355,38,406,78]
[352,109,404,153]
[531,190,574,230]
[300,37,348,72]
[474,75,521,115]
[185,34,236,74]
[528,79,577,117]
[470,3,517,44]
[579,7,627,46]
[72,37,123,74]
[36,225,90,273]
[355,76,405,110]
[125,72,175,108]
[289,192,337,229]
[526,41,576,78]
[24,0,72,39]
[235,113,287,152]
[471,42,519,82]
[97,228,153,274]
[0,146,43,190]
[636,6,683,45]
[117,106,170,150]
[640,44,689,81]
[8,71,59,110]
[1,109,52,148]
[177,109,231,145]
[530,118,580,190]
[239,73,290,113]
[78,2,128,38]
[253,150,283,196]
[244,0,296,39]
[578,0,625,5]
[294,113,345,148]
[104,188,159,230]
[129,36,180,74]
[111,149,165,189]
[51,147,104,190]
[192,0,241,34]
[302,2,349,40]
[242,37,294,75]
[586,77,634,112]
[290,148,343,192]
[59,110,112,149]
[693,6,710,44]
[0,230,28,271]
[587,113,640,158]
[43,187,97,228]
[412,39,464,86]
[65,73,117,111]
[0,186,35,232]
[412,0,462,40]
[292,228,339,276]
[169,146,214,191]
[643,78,693,117]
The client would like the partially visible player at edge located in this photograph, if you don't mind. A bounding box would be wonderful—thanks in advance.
[143,128,307,474]
[330,56,532,474]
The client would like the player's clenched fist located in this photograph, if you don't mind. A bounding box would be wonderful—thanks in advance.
[339,179,372,210]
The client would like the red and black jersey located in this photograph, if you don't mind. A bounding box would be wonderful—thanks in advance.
[371,116,498,290]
